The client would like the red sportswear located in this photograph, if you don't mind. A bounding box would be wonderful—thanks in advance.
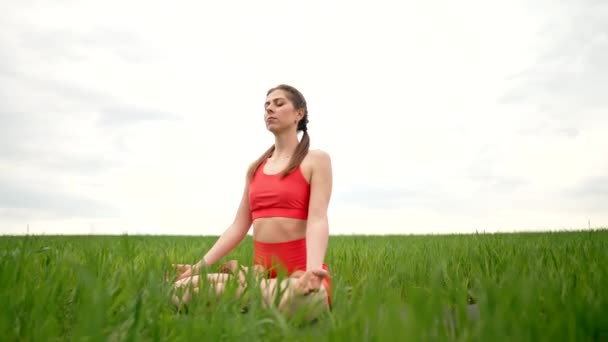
[248,159,332,307]
[248,159,311,220]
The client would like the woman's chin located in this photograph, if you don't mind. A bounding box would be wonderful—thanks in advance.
[266,125,282,134]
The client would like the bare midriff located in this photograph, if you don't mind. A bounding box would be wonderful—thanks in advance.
[252,217,307,243]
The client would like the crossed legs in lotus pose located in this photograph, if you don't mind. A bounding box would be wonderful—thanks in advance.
[169,261,329,320]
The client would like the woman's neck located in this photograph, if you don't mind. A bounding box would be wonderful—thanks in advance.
[272,130,299,159]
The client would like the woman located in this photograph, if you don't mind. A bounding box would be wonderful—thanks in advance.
[171,84,333,319]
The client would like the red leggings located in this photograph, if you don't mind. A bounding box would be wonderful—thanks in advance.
[253,238,332,308]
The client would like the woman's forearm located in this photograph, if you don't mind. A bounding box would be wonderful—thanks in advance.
[306,217,329,271]
[197,224,248,269]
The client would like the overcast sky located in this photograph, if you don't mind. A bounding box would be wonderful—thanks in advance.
[1,0,607,235]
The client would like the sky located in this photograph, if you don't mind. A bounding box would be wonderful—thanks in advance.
[1,0,607,235]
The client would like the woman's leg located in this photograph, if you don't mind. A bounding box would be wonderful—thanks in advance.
[172,273,237,306]
[170,262,331,321]
[171,260,255,307]
[259,270,330,321]
[171,261,238,307]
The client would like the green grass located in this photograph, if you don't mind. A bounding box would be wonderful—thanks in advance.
[1,230,607,341]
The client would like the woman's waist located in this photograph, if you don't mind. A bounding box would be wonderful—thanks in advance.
[252,217,307,243]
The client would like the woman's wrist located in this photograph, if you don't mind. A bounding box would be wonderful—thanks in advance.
[194,256,210,273]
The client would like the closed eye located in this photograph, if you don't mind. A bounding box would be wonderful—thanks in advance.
[264,99,284,108]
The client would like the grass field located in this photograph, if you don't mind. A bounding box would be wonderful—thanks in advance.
[1,230,607,341]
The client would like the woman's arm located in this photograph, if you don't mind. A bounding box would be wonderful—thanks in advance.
[186,169,253,276]
[305,150,333,271]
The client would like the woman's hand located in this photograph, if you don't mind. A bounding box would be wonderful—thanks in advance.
[294,269,328,295]
[219,260,240,274]
[177,265,195,280]
[169,263,205,281]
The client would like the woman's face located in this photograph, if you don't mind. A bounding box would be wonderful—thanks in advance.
[264,89,302,133]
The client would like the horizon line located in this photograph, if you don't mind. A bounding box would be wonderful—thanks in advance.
[1,227,606,238]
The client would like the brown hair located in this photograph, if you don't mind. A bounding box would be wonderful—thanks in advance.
[247,84,310,180]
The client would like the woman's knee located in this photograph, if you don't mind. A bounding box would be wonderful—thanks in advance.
[278,288,329,321]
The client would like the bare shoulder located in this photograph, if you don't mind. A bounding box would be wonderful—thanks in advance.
[306,149,333,212]
[305,149,332,180]
[306,149,332,166]
[247,158,261,170]
[300,149,331,183]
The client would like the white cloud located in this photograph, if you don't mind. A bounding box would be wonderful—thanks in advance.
[1,0,607,235]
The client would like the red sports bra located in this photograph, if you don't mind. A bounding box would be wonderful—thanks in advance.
[248,159,311,220]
